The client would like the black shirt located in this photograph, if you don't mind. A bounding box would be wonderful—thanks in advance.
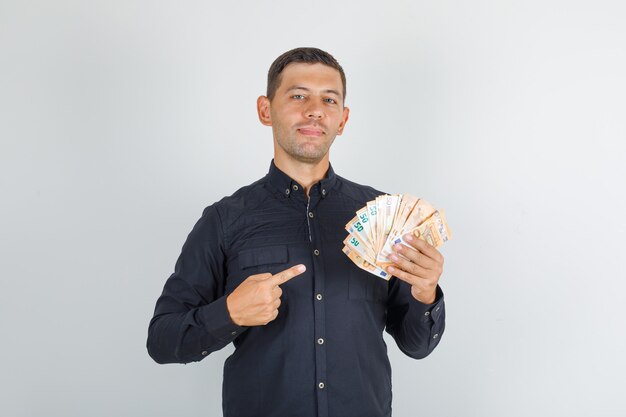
[147,160,445,417]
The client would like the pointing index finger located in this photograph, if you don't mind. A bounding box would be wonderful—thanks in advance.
[270,264,306,286]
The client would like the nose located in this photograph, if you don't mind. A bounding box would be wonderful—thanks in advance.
[305,99,324,119]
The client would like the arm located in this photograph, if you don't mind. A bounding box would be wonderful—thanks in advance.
[384,234,446,359]
[385,281,445,359]
[146,205,246,364]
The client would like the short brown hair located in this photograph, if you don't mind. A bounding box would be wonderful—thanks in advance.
[266,47,346,102]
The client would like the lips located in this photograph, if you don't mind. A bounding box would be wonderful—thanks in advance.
[297,127,324,136]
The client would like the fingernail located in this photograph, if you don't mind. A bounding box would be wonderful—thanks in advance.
[393,244,403,251]
[387,266,395,272]
[296,264,306,272]
[389,254,398,261]
[404,234,414,242]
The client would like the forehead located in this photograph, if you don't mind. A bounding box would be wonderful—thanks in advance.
[277,63,343,94]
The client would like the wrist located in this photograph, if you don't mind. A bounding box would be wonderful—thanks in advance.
[226,294,243,326]
[411,286,436,304]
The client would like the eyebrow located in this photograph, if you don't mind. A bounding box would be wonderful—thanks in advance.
[285,85,343,99]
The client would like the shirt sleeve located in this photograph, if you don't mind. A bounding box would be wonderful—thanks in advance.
[146,204,247,364]
[385,278,445,359]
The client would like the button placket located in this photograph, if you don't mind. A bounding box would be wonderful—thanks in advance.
[309,193,328,415]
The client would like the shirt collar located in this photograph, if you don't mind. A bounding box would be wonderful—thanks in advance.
[267,159,337,198]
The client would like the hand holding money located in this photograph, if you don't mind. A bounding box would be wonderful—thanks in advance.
[387,233,444,304]
[343,194,451,303]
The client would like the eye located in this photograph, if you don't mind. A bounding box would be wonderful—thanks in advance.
[324,98,337,104]
[292,94,305,100]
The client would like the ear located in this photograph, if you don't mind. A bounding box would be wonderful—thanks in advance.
[336,106,350,135]
[257,96,272,126]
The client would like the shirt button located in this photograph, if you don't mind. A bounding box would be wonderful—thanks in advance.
[316,293,323,301]
[318,382,325,389]
[314,249,320,256]
[292,184,299,191]
[231,331,237,335]
[321,189,326,196]
[435,306,440,312]
[317,338,324,345]
[433,333,439,339]
[308,211,314,218]
[285,188,290,195]
[424,311,430,316]
[201,350,208,356]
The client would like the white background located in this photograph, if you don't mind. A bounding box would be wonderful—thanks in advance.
[1,1,625,416]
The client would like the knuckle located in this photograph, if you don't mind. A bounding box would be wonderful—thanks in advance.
[261,279,276,289]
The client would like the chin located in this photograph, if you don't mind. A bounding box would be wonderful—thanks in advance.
[290,151,328,164]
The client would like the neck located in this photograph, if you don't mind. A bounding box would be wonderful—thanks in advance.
[274,154,330,198]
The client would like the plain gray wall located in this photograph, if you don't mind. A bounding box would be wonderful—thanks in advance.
[1,1,625,416]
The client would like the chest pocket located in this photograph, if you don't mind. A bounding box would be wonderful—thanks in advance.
[239,244,289,271]
[348,267,389,302]
[226,245,290,294]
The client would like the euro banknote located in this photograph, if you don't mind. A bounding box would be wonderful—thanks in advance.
[343,194,451,279]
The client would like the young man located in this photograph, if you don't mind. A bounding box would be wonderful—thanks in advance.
[147,47,446,417]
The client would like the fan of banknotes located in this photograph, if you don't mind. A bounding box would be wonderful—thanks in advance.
[342,194,452,280]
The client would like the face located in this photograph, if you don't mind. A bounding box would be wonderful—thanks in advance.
[257,63,350,164]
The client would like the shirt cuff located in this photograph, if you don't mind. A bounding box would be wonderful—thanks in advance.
[198,295,248,343]
[408,285,445,323]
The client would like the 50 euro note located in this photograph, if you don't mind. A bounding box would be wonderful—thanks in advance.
[377,194,419,264]
[378,198,436,262]
[395,210,452,249]
[375,194,401,254]
[366,201,379,248]
[343,194,451,280]
[343,234,377,265]
[342,246,391,280]
[344,207,374,250]
[377,210,452,270]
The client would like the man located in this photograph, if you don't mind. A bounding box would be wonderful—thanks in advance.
[147,47,446,417]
